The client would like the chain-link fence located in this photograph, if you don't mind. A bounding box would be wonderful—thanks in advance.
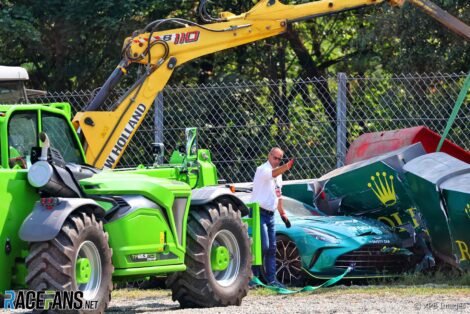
[29,72,470,183]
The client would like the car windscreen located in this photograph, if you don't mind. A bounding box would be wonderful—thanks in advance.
[283,198,323,217]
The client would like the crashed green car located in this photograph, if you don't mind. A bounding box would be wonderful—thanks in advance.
[237,193,417,286]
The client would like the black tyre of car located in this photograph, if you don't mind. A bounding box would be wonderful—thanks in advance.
[275,234,306,287]
[26,211,113,313]
[167,201,251,308]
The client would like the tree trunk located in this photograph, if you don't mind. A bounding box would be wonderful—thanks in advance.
[274,38,289,143]
[285,27,336,125]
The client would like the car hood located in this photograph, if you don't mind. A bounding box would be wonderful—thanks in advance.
[285,215,392,239]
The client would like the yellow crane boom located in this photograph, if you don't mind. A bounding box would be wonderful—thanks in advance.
[72,0,469,169]
[407,0,470,41]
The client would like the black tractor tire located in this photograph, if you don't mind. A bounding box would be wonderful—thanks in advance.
[26,211,113,313]
[275,234,306,287]
[166,201,251,308]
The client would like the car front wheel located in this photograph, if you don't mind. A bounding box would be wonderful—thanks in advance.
[275,234,305,287]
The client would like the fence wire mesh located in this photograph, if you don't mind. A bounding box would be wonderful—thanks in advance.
[29,72,469,183]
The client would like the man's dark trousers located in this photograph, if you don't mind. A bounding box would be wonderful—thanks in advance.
[252,209,276,283]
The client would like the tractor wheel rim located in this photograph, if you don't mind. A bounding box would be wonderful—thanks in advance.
[75,241,102,300]
[210,229,240,287]
[276,239,301,286]
[76,258,92,284]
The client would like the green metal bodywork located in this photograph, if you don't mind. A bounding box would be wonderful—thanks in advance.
[1,103,78,293]
[0,170,36,292]
[284,145,470,271]
[128,150,218,189]
[319,163,422,231]
[403,174,452,257]
[0,103,261,294]
[402,153,470,269]
[243,202,262,266]
[81,172,192,276]
[282,181,315,205]
[442,188,470,267]
[283,163,425,234]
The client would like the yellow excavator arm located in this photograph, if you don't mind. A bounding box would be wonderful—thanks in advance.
[72,0,469,169]
[406,0,470,41]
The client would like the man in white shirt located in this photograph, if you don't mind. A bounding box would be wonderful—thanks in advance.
[250,147,293,288]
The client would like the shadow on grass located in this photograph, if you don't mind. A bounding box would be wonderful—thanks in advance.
[107,295,181,313]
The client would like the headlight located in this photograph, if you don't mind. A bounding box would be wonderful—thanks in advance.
[303,228,339,243]
[28,161,53,188]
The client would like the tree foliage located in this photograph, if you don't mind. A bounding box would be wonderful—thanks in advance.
[0,0,468,91]
[0,0,191,89]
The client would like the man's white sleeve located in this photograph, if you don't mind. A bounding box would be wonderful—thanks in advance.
[259,165,272,181]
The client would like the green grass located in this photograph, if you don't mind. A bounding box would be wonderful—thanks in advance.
[111,271,470,299]
[372,270,470,286]
[248,285,470,297]
[248,271,470,297]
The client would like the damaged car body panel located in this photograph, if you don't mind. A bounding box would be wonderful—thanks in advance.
[284,143,470,271]
[276,212,416,280]
[403,153,470,269]
[237,193,416,286]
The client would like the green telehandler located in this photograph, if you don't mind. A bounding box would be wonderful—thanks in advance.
[0,101,261,311]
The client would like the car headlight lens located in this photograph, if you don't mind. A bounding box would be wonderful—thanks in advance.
[303,228,339,243]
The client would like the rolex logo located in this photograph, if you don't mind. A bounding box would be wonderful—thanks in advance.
[465,204,470,219]
[367,172,397,207]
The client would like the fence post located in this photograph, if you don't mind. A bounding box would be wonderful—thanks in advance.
[154,92,164,164]
[336,73,347,168]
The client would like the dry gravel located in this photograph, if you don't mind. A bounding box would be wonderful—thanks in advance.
[106,286,470,313]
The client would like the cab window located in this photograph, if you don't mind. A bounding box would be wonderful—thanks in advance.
[8,111,38,168]
[42,112,84,164]
[0,81,26,104]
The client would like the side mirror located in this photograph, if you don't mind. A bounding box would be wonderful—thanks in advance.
[185,127,198,159]
[168,128,199,166]
[39,132,50,161]
[30,132,50,165]
[30,132,66,167]
[152,142,165,165]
